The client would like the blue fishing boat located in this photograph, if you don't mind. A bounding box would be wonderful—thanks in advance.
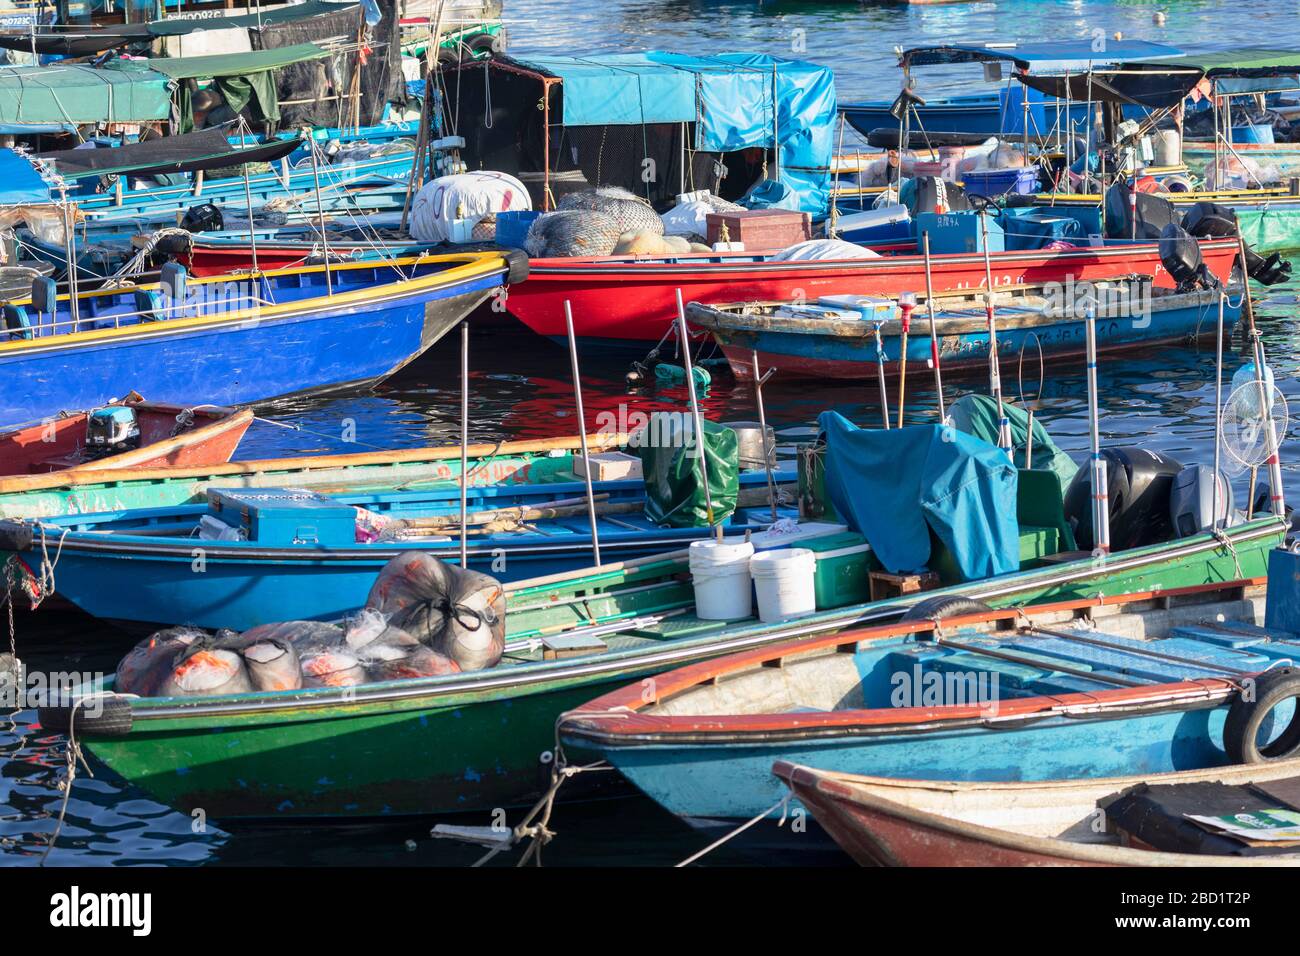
[841,41,1184,140]
[0,250,521,429]
[0,471,794,631]
[688,279,1238,379]
[561,549,1300,827]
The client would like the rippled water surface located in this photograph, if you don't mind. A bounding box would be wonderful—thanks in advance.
[6,0,1300,867]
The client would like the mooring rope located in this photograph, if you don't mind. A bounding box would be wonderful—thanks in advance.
[675,795,790,868]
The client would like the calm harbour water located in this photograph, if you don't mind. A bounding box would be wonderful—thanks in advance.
[5,0,1300,867]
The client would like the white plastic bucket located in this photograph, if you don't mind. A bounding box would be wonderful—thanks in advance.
[689,539,755,620]
[750,548,817,623]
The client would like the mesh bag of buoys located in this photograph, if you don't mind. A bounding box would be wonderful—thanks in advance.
[112,553,506,697]
[365,552,506,671]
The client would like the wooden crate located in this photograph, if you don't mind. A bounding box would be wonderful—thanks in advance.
[705,210,812,251]
[868,569,941,601]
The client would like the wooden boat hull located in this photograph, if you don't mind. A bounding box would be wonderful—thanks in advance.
[691,287,1239,380]
[774,760,1300,866]
[506,239,1241,346]
[39,520,1285,821]
[0,434,625,519]
[181,238,433,277]
[0,254,513,429]
[2,471,792,630]
[560,522,1289,823]
[0,397,252,476]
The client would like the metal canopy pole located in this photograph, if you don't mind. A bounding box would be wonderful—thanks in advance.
[1085,305,1110,554]
[459,321,470,567]
[675,288,718,537]
[979,211,1011,449]
[750,350,779,522]
[306,131,333,294]
[565,301,602,565]
[921,231,945,421]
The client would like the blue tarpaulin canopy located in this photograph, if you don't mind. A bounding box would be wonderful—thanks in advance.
[902,40,1185,72]
[0,149,54,205]
[508,51,837,216]
[817,411,1020,581]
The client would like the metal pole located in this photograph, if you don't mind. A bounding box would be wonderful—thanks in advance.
[750,350,779,522]
[921,231,945,421]
[1085,306,1110,554]
[873,321,891,429]
[674,289,718,534]
[565,301,602,565]
[459,321,469,567]
[980,211,1011,449]
[306,132,333,294]
[1238,236,1286,516]
[241,155,260,274]
[1213,290,1225,528]
[61,190,79,329]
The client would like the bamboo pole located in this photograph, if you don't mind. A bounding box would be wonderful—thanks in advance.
[1238,236,1286,516]
[896,293,915,428]
[565,301,602,565]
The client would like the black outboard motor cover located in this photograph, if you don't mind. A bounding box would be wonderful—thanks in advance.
[1182,201,1293,285]
[1104,181,1180,241]
[180,202,224,233]
[1158,222,1213,291]
[1064,447,1184,551]
[906,176,971,216]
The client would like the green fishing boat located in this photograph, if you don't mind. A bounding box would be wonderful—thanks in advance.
[0,434,626,520]
[36,404,1289,821]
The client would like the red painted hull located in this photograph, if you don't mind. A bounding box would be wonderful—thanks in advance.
[777,764,1112,867]
[506,239,1241,343]
[182,244,352,278]
[0,399,252,477]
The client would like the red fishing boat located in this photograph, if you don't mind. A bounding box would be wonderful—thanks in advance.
[504,238,1243,346]
[0,394,253,478]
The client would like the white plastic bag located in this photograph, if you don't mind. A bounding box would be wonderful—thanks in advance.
[410,171,532,244]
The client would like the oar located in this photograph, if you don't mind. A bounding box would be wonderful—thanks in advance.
[896,292,916,428]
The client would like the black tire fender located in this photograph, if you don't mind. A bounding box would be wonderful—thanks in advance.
[503,248,530,285]
[0,520,33,553]
[899,596,994,638]
[1224,668,1300,763]
[38,695,134,737]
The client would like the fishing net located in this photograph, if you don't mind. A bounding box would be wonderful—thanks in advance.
[557,187,664,235]
[365,552,505,671]
[524,210,623,257]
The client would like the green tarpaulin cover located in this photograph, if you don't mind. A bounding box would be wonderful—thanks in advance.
[110,44,330,132]
[637,414,740,529]
[0,65,171,128]
[947,393,1079,498]
[145,2,358,37]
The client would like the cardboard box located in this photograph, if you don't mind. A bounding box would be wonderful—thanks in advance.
[574,451,643,482]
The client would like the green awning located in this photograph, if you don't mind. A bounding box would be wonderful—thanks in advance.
[1185,49,1300,76]
[145,1,358,37]
[142,43,331,81]
[0,65,171,128]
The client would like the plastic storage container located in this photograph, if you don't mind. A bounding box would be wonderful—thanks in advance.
[962,167,1040,198]
[750,548,817,622]
[689,538,755,620]
[494,210,542,249]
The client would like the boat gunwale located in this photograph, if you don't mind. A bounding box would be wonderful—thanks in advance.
[53,519,1284,729]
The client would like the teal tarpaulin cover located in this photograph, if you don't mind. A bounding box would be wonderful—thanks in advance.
[509,51,836,217]
[818,411,1020,580]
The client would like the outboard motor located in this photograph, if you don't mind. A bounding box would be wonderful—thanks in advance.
[1168,465,1235,537]
[1159,223,1217,291]
[903,176,971,216]
[84,405,140,459]
[180,202,224,234]
[1063,447,1183,551]
[1104,181,1181,240]
[1181,201,1292,286]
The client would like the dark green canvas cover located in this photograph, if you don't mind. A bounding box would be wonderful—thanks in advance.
[145,2,358,37]
[0,65,171,128]
[947,393,1079,497]
[636,415,739,529]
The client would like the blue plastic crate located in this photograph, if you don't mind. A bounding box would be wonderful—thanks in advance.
[494,210,542,250]
[962,167,1040,198]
